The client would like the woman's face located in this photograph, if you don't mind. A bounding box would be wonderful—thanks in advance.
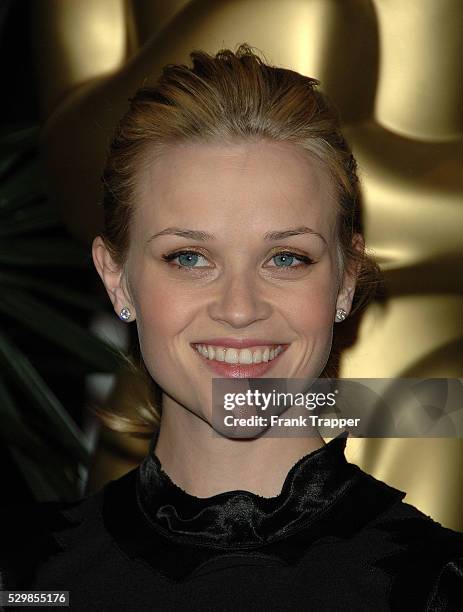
[109,140,358,423]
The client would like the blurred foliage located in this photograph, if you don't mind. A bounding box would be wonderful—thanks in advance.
[0,125,124,502]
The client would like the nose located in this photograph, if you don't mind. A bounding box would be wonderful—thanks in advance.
[208,270,272,329]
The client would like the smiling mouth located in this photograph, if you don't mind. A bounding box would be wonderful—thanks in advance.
[190,343,289,378]
[192,343,286,364]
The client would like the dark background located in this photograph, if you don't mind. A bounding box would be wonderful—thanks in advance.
[0,0,97,503]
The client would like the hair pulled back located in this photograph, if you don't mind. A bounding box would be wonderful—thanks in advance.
[96,43,381,434]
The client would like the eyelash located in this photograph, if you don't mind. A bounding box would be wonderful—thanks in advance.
[161,249,315,272]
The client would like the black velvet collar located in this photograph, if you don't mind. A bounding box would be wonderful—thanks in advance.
[137,430,358,547]
[100,430,406,581]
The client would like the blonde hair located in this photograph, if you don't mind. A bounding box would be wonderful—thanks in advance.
[94,43,382,435]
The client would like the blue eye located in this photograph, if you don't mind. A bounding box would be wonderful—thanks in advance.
[161,250,314,272]
[272,253,298,267]
[162,250,209,269]
[177,252,201,267]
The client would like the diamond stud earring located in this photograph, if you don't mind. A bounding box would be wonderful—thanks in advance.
[335,308,347,322]
[119,307,132,321]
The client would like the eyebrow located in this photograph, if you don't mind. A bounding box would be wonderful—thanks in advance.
[146,225,326,244]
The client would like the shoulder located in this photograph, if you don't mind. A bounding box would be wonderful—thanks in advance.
[366,490,463,560]
[0,490,104,589]
[355,473,463,611]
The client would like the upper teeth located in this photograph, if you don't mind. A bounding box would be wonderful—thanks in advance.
[194,344,284,364]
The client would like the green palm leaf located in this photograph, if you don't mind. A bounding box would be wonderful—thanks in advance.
[0,270,103,311]
[0,330,91,465]
[0,286,124,372]
[0,159,45,212]
[0,238,91,267]
[0,378,79,500]
[0,126,39,179]
[0,124,124,501]
[0,201,61,236]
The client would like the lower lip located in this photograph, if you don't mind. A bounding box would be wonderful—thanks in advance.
[191,345,288,378]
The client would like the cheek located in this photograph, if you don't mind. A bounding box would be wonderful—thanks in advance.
[283,269,338,330]
[135,286,192,350]
[131,273,200,378]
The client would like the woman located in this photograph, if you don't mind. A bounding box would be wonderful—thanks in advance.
[2,45,462,611]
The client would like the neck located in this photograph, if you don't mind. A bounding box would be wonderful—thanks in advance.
[153,397,325,499]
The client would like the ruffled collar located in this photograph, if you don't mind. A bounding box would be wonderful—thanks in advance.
[137,430,359,548]
[98,429,406,581]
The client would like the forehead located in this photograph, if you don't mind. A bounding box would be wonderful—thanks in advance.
[134,139,337,241]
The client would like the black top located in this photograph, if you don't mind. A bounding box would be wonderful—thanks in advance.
[1,431,463,611]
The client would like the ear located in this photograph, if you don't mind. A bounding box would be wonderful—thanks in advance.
[336,233,364,316]
[92,236,136,321]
